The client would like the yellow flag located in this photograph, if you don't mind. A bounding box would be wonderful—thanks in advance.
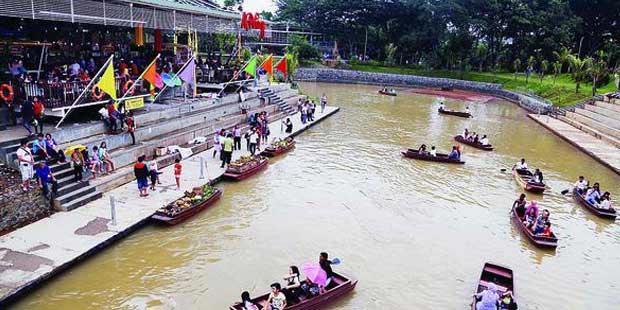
[97,60,116,100]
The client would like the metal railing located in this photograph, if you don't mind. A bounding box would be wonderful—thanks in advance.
[17,78,149,108]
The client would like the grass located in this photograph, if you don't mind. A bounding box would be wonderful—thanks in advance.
[349,64,617,107]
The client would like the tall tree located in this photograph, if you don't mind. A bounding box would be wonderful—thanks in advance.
[568,55,592,93]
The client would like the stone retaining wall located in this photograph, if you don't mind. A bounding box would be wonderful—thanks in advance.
[295,68,551,113]
[0,165,50,234]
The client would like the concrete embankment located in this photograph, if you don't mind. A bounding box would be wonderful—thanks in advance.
[295,68,551,113]
[0,106,340,307]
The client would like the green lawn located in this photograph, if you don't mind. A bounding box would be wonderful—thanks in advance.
[349,64,618,107]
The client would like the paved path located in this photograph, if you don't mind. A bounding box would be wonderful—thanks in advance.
[529,114,620,175]
[0,106,339,306]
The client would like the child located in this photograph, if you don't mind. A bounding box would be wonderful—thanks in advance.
[174,158,182,190]
[71,149,84,182]
[149,160,160,191]
[90,146,102,179]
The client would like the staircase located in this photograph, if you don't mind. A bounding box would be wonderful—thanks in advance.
[557,99,620,148]
[259,88,297,115]
[52,162,102,211]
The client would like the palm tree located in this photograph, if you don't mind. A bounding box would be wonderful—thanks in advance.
[588,57,608,96]
[568,55,592,93]
[553,47,571,73]
[552,61,562,85]
[513,58,521,80]
[526,56,535,84]
[539,60,549,82]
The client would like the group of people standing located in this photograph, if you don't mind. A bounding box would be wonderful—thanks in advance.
[299,94,328,125]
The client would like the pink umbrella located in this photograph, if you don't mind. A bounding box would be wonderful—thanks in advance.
[301,262,327,286]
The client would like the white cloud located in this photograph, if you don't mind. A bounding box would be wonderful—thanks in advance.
[242,0,276,12]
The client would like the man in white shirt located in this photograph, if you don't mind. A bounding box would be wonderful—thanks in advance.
[430,146,437,157]
[574,176,588,194]
[480,135,489,146]
[249,129,259,155]
[16,138,35,191]
[515,158,528,170]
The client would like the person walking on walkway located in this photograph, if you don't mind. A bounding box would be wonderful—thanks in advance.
[233,125,242,150]
[245,129,252,151]
[213,130,222,159]
[249,128,259,155]
[17,138,34,191]
[174,158,182,190]
[320,93,327,113]
[134,156,149,197]
[221,133,234,168]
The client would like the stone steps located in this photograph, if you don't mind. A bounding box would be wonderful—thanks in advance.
[594,101,620,113]
[574,108,620,130]
[59,189,103,211]
[584,104,620,122]
[559,114,620,148]
[565,111,620,139]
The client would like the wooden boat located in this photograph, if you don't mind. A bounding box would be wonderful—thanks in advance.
[438,108,472,118]
[261,139,296,157]
[511,205,558,248]
[512,168,545,194]
[470,262,515,310]
[378,90,397,96]
[223,156,269,181]
[573,188,617,220]
[230,272,357,310]
[401,149,465,164]
[454,135,493,151]
[152,187,222,225]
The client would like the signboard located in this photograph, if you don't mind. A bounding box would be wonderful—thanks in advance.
[125,97,144,110]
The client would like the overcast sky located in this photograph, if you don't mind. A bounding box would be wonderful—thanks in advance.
[218,0,276,12]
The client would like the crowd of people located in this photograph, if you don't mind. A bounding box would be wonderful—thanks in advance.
[238,252,338,310]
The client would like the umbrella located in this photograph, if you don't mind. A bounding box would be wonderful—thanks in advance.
[64,144,87,155]
[301,262,327,286]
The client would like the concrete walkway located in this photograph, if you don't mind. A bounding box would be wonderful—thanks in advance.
[529,114,620,175]
[0,106,340,306]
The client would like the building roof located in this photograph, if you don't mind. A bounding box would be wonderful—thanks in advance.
[124,0,240,19]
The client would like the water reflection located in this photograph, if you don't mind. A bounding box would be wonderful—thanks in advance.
[12,82,620,310]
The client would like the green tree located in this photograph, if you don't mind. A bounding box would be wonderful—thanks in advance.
[288,35,320,62]
[513,58,521,80]
[553,47,571,74]
[552,61,562,84]
[539,60,549,82]
[525,56,536,84]
[384,43,397,66]
[223,0,242,10]
[588,56,608,96]
[568,55,592,93]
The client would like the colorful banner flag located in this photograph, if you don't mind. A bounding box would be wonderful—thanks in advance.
[244,56,258,77]
[261,55,273,75]
[97,59,116,100]
[144,62,164,89]
[177,58,196,84]
[275,56,288,78]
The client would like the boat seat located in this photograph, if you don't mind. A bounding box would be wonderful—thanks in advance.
[479,280,508,293]
[483,266,513,279]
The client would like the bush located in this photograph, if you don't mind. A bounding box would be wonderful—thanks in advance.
[288,35,320,62]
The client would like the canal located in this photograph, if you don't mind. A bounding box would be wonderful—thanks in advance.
[12,82,620,309]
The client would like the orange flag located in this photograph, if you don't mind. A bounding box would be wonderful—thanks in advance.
[260,55,273,75]
[275,56,287,78]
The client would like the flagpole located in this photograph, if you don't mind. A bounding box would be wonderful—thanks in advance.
[152,55,195,103]
[55,54,114,128]
[118,53,161,101]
